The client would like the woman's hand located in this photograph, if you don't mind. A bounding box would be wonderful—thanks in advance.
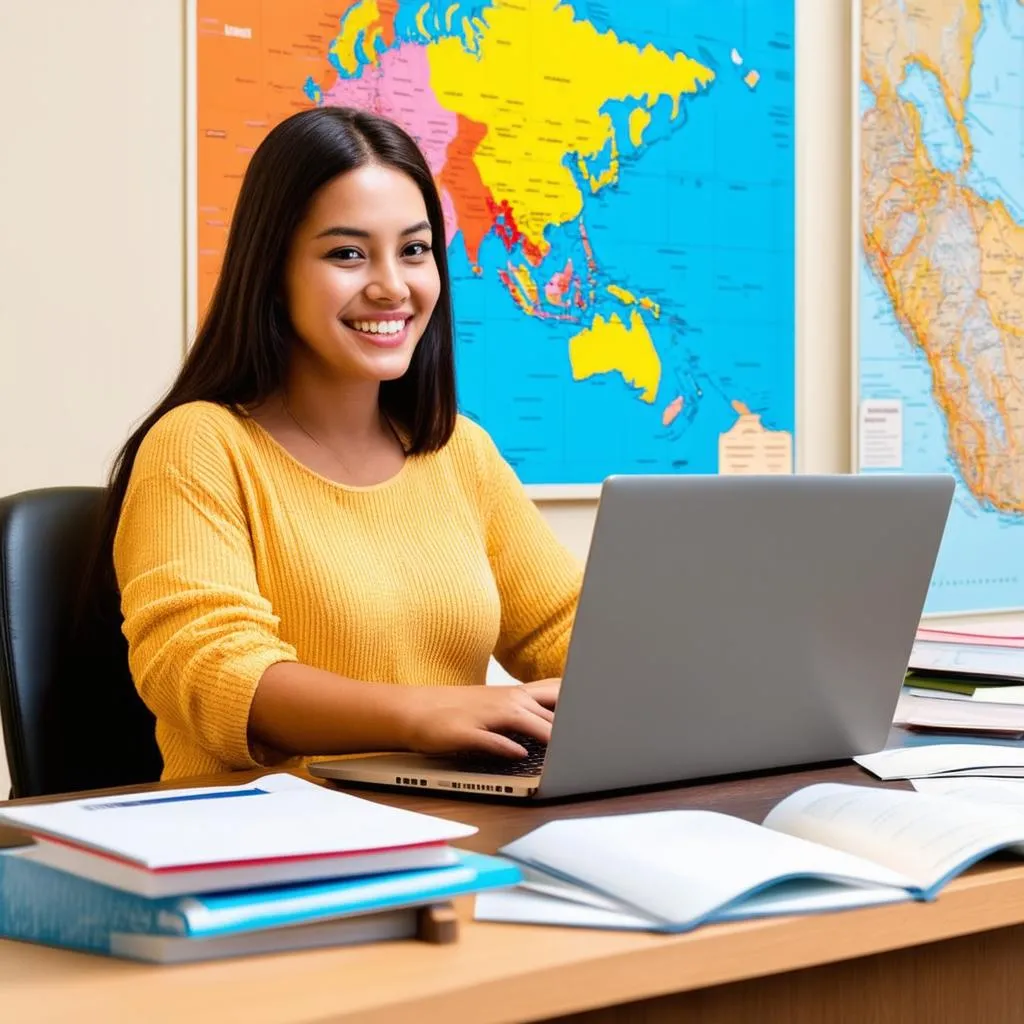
[400,679,561,759]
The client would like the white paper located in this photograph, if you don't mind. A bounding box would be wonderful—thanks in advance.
[858,400,903,470]
[0,774,476,869]
[855,744,1024,780]
[911,776,1024,808]
[763,782,1024,893]
[908,642,1024,679]
[499,808,914,928]
[972,686,1024,705]
[474,877,910,932]
[475,888,654,930]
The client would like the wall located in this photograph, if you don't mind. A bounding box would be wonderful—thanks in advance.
[0,0,186,797]
[0,0,1012,797]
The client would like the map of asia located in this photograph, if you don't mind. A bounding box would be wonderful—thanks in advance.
[858,0,1024,613]
[194,0,796,488]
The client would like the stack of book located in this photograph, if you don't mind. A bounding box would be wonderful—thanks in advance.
[896,627,1024,738]
[0,773,520,963]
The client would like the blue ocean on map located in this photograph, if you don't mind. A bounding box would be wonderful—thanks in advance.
[860,0,1024,613]
[450,0,795,485]
[898,67,963,172]
[965,0,1024,221]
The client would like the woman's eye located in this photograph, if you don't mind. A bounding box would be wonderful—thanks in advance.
[328,247,363,262]
[403,241,432,258]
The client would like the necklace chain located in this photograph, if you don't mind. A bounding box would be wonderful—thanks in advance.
[280,397,404,474]
[281,397,353,473]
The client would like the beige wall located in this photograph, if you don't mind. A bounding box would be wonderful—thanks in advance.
[0,0,1014,796]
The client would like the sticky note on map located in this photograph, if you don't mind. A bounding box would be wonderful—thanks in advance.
[718,401,793,474]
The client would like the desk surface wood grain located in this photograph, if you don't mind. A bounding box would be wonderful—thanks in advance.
[2,752,1022,1024]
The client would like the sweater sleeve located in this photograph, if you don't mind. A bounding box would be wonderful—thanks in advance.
[112,407,298,770]
[476,428,584,682]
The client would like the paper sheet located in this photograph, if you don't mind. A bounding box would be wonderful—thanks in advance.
[855,744,1024,780]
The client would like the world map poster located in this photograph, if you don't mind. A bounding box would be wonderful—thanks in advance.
[858,0,1024,613]
[192,0,796,490]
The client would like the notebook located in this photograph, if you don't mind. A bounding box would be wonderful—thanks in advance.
[0,774,476,897]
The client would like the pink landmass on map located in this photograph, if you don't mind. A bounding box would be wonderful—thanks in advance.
[544,259,575,306]
[662,395,684,426]
[323,45,459,243]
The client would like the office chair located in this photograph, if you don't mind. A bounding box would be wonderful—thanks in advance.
[0,487,162,798]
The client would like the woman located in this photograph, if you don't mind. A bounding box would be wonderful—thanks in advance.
[101,106,582,781]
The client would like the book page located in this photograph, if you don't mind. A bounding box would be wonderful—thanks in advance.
[500,808,915,928]
[764,783,1024,894]
[912,776,1024,810]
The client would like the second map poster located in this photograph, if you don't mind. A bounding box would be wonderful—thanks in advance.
[857,0,1024,613]
[193,0,796,492]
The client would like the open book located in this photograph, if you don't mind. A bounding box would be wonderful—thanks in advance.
[475,782,1024,933]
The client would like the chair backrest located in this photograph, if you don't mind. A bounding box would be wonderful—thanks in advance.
[0,487,162,797]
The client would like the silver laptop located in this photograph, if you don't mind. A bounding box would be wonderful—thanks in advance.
[310,473,955,801]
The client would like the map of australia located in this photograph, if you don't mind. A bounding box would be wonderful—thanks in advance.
[194,0,795,487]
[859,0,1024,612]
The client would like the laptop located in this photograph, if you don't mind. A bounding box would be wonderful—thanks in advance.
[310,473,955,801]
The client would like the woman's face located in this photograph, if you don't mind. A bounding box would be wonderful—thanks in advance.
[283,163,441,383]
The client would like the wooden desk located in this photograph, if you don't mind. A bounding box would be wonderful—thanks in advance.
[3,760,1024,1024]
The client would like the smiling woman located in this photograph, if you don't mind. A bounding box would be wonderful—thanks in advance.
[85,107,583,781]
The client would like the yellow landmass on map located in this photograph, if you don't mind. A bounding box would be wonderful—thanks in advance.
[628,107,652,147]
[568,310,660,403]
[427,0,714,253]
[577,135,620,194]
[511,263,540,308]
[861,2,1024,511]
[330,0,383,74]
[607,283,660,318]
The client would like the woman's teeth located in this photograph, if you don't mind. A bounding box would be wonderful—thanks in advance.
[347,319,406,335]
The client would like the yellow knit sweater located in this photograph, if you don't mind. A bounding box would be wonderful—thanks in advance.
[113,401,583,780]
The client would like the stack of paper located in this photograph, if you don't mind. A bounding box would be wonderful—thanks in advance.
[897,629,1024,737]
[0,774,519,962]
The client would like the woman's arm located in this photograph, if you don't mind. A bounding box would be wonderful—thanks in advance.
[250,662,558,759]
[476,432,585,681]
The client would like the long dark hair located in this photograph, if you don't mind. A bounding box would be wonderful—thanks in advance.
[89,106,456,596]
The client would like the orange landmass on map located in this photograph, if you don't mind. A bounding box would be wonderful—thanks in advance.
[195,1,356,320]
[438,114,493,269]
[861,0,980,168]
[861,1,1024,511]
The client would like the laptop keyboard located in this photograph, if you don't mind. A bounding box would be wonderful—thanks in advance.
[454,735,547,777]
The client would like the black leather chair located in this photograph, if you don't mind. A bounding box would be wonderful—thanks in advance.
[0,487,162,797]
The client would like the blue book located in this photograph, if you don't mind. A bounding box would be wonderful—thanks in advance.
[0,848,519,963]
